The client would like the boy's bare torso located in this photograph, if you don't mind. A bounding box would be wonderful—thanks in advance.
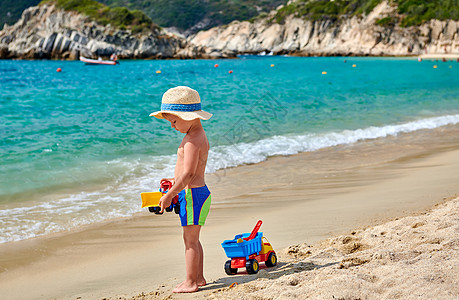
[175,129,209,189]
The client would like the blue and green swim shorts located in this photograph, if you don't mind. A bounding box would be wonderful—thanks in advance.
[177,185,211,226]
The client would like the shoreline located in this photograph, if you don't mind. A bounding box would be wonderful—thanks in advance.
[3,115,459,244]
[419,53,459,60]
[1,127,459,299]
[2,53,459,61]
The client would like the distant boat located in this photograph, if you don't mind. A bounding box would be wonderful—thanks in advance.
[80,56,119,65]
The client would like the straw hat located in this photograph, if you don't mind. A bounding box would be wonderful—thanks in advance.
[150,86,212,121]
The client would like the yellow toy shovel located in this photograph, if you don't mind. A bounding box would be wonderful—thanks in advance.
[141,192,163,208]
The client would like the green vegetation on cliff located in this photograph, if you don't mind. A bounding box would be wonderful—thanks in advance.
[274,0,458,27]
[99,0,287,32]
[396,0,458,26]
[39,0,156,33]
[2,0,458,33]
[0,0,40,27]
[2,0,287,33]
[274,0,380,23]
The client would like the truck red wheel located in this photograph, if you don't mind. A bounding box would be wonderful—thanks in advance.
[265,252,277,267]
[246,259,259,274]
[225,260,237,275]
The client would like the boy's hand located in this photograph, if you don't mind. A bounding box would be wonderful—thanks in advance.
[160,178,175,186]
[159,194,173,214]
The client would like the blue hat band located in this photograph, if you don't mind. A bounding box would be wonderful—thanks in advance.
[161,103,201,112]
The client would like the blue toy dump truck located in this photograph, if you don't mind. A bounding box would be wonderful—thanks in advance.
[221,220,277,275]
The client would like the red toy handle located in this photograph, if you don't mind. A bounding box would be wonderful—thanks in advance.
[160,180,178,204]
[244,220,262,241]
[160,181,173,191]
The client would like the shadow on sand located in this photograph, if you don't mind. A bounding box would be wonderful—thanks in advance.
[200,259,339,293]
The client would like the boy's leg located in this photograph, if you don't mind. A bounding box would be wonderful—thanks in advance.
[197,241,206,286]
[176,237,205,288]
[173,225,202,293]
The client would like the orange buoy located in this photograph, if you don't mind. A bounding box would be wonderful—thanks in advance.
[214,64,219,68]
[322,71,327,75]
[270,64,275,67]
[228,70,233,74]
[433,65,438,69]
[56,68,62,72]
[352,64,356,68]
[156,70,161,74]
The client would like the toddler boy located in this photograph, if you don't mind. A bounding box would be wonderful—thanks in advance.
[150,86,212,293]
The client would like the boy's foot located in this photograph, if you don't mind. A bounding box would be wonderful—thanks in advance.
[197,278,207,287]
[176,278,206,288]
[172,281,198,293]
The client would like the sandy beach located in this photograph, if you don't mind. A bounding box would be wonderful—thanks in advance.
[0,125,459,299]
[209,195,459,300]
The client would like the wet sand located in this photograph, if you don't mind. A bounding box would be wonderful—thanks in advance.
[0,125,458,299]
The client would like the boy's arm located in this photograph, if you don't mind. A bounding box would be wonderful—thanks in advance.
[159,141,200,213]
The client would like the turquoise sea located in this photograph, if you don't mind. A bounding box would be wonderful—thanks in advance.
[1,56,458,243]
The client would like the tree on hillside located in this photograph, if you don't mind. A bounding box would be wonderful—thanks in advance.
[0,0,40,28]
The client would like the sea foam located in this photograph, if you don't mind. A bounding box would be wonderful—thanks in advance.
[207,114,459,171]
[1,114,458,243]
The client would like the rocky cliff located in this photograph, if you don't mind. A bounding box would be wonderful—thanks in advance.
[0,4,231,59]
[189,2,459,56]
